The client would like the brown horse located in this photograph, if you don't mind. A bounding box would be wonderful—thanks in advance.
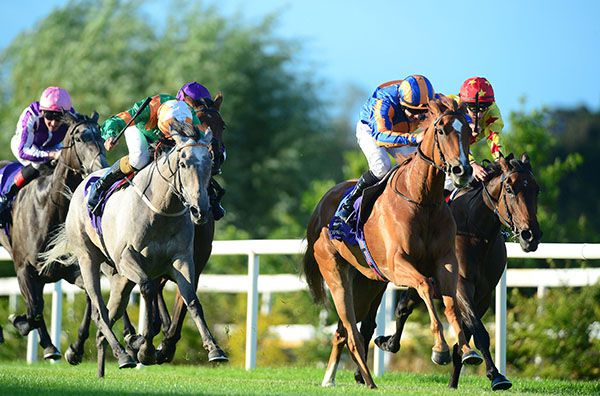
[372,153,541,390]
[303,96,476,388]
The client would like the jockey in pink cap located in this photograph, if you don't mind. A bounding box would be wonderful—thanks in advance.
[0,87,74,222]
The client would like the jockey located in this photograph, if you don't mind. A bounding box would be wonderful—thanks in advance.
[89,82,226,219]
[330,75,434,238]
[87,99,202,214]
[452,76,504,185]
[0,86,74,218]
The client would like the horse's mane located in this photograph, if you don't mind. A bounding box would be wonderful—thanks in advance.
[418,95,462,129]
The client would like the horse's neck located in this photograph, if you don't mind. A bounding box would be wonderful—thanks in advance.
[462,179,502,238]
[134,154,183,213]
[395,139,445,204]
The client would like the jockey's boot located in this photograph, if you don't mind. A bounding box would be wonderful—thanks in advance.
[208,177,226,221]
[87,161,128,214]
[330,170,379,238]
[0,184,19,226]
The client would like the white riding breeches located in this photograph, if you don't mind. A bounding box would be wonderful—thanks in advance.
[355,121,417,179]
[124,126,150,170]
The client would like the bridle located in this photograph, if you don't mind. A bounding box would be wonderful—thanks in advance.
[417,110,468,174]
[57,118,104,176]
[481,167,533,233]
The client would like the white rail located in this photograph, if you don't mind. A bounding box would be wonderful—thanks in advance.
[0,242,599,375]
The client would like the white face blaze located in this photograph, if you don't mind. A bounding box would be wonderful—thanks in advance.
[452,118,469,167]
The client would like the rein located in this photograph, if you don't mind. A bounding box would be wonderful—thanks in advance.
[133,139,209,216]
[57,119,103,175]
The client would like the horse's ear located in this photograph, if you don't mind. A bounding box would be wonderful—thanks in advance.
[213,92,223,111]
[202,127,213,144]
[427,99,440,116]
[498,155,510,172]
[60,111,76,125]
[521,152,530,164]
[92,111,99,123]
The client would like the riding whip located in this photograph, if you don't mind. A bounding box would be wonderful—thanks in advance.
[113,96,153,144]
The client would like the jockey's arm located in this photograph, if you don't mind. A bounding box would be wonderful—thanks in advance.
[372,99,420,147]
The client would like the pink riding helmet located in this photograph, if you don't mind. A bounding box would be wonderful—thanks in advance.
[39,86,72,111]
[176,82,211,101]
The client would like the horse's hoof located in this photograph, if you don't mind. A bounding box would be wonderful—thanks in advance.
[431,349,451,365]
[321,380,335,387]
[65,345,82,365]
[155,343,175,365]
[137,345,157,366]
[491,374,512,391]
[354,370,365,384]
[43,345,62,360]
[461,349,483,366]
[118,353,137,369]
[374,335,400,353]
[125,333,145,352]
[208,347,229,363]
[9,314,30,336]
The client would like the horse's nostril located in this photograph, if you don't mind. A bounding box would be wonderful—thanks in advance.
[451,165,464,176]
[521,229,532,241]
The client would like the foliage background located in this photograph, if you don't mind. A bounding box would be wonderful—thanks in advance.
[0,0,598,380]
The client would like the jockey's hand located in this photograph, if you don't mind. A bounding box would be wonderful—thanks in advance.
[472,162,488,181]
[104,137,116,151]
[48,150,61,160]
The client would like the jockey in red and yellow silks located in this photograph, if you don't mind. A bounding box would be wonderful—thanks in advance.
[451,76,504,182]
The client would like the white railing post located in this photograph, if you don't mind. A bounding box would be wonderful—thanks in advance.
[245,252,259,370]
[27,330,39,364]
[373,286,391,377]
[50,280,63,363]
[495,267,507,374]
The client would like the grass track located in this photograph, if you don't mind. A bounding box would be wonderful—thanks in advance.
[0,362,597,395]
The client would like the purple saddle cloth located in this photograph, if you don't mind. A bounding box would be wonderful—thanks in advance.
[84,176,129,235]
[0,162,24,196]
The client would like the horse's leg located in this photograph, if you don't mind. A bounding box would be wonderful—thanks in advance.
[11,265,61,360]
[316,251,376,389]
[353,279,387,385]
[321,321,347,387]
[155,280,172,333]
[158,222,213,363]
[65,293,92,365]
[401,260,449,365]
[79,256,136,375]
[374,287,421,353]
[171,257,227,362]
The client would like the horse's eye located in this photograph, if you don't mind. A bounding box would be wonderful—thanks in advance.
[505,185,515,195]
[75,137,82,143]
[179,161,187,169]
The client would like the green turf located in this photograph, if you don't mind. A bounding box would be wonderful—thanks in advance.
[0,362,597,395]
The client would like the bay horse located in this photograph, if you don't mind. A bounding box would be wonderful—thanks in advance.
[42,121,226,377]
[372,153,541,390]
[302,96,476,388]
[0,111,107,359]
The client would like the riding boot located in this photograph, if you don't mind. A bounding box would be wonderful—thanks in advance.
[208,177,226,221]
[0,184,18,226]
[330,170,379,237]
[87,161,128,214]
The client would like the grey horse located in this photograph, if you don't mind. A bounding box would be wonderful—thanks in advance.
[42,121,226,377]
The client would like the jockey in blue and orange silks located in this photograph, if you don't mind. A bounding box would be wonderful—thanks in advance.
[88,82,226,219]
[0,87,74,217]
[330,75,435,239]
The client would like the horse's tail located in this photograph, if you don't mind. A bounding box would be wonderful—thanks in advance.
[455,290,477,331]
[39,223,77,275]
[302,236,327,305]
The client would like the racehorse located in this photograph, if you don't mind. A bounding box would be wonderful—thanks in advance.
[42,121,226,377]
[60,94,228,367]
[302,96,476,388]
[372,153,541,390]
[0,111,106,359]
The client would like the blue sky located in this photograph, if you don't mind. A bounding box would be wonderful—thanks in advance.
[3,0,600,119]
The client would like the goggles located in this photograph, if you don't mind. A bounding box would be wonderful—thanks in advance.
[42,111,63,121]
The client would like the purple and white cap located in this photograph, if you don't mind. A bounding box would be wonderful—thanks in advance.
[177,82,211,101]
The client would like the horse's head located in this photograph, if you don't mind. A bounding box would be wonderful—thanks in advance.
[193,93,226,163]
[484,153,542,252]
[419,96,472,188]
[169,121,214,225]
[59,111,108,177]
